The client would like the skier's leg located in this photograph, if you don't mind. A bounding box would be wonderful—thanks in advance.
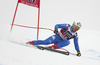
[56,40,70,48]
[33,35,61,45]
[33,40,51,45]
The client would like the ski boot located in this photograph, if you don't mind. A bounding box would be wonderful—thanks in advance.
[49,44,58,49]
[26,41,34,45]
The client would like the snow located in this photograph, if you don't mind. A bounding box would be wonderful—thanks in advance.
[0,0,100,65]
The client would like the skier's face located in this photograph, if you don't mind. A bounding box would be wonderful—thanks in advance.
[72,27,78,32]
[72,26,80,32]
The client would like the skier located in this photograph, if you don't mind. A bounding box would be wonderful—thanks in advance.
[26,22,82,56]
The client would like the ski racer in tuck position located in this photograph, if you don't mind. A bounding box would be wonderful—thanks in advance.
[27,22,82,56]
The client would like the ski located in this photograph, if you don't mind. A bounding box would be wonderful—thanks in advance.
[10,41,76,56]
[35,45,70,55]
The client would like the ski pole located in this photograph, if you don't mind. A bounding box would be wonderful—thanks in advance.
[60,48,77,56]
[11,24,54,32]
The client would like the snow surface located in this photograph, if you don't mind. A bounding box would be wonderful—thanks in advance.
[0,0,100,65]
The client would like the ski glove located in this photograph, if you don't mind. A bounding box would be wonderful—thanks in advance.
[77,51,81,57]
[54,29,58,34]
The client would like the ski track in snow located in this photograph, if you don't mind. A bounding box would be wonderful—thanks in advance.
[9,40,100,61]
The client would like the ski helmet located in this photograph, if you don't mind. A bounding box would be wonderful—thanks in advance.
[72,21,82,30]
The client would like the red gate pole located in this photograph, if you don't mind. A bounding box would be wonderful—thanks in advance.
[10,1,19,31]
[37,0,40,40]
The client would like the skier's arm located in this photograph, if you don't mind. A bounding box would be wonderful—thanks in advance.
[74,36,80,51]
[74,36,81,56]
[55,24,69,29]
[54,24,69,34]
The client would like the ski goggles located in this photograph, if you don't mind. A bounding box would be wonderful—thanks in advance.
[74,26,80,30]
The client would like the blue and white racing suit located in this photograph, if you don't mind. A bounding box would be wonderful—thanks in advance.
[33,24,80,51]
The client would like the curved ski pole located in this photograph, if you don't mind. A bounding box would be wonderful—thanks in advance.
[69,52,77,56]
[60,48,77,56]
[11,24,54,32]
[39,27,54,32]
